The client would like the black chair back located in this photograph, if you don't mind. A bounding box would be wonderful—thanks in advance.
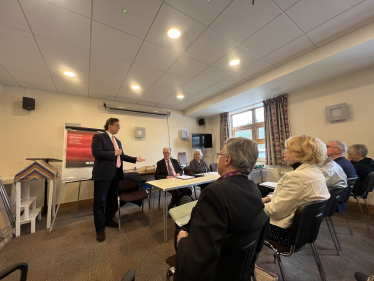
[119,178,139,193]
[340,178,357,203]
[323,188,342,218]
[183,166,193,176]
[289,200,327,246]
[0,263,28,281]
[362,171,374,193]
[210,163,218,172]
[215,216,269,281]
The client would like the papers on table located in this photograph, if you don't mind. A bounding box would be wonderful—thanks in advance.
[176,175,195,180]
[260,182,278,189]
[169,201,197,227]
[207,172,219,175]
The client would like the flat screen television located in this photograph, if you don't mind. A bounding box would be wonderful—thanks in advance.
[192,134,213,148]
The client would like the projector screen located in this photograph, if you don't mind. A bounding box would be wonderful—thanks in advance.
[62,126,104,181]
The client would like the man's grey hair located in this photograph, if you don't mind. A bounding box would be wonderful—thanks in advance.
[225,137,259,174]
[330,140,347,154]
[163,147,171,152]
[348,144,368,157]
[194,149,203,158]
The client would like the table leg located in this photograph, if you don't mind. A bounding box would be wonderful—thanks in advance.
[150,186,154,228]
[43,179,48,214]
[49,182,68,233]
[46,180,54,229]
[76,181,81,212]
[164,190,168,243]
[15,182,21,237]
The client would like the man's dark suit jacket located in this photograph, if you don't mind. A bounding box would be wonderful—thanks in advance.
[91,132,136,181]
[175,174,268,281]
[155,158,183,180]
[334,156,357,179]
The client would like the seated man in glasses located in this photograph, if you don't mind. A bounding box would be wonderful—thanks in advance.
[174,137,268,281]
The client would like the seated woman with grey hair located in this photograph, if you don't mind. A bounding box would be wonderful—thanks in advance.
[262,135,330,247]
[188,149,211,192]
[347,144,374,196]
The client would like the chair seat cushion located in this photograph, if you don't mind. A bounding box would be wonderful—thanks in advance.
[118,190,148,202]
[166,254,178,268]
[265,238,305,253]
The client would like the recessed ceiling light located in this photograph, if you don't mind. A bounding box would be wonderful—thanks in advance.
[177,94,184,99]
[168,29,180,39]
[271,87,281,92]
[64,71,75,77]
[132,85,140,90]
[230,59,240,66]
[122,9,129,14]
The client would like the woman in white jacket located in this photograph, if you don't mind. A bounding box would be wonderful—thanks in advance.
[262,135,330,247]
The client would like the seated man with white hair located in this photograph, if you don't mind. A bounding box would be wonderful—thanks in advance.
[326,140,357,179]
[174,137,268,281]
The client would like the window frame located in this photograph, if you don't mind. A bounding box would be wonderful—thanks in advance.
[231,106,265,161]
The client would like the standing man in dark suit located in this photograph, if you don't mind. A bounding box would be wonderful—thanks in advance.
[91,118,145,242]
[174,137,268,281]
[155,148,192,209]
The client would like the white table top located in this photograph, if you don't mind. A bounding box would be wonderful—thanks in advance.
[146,173,220,191]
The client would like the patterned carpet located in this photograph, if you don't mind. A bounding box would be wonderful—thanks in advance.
[1,193,374,281]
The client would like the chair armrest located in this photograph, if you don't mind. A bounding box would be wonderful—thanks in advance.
[0,263,28,281]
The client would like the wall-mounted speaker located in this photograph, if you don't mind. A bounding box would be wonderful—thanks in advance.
[23,97,35,111]
[198,119,205,126]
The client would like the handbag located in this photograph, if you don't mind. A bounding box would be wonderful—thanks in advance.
[254,265,278,281]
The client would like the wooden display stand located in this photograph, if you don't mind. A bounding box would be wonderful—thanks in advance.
[13,160,58,237]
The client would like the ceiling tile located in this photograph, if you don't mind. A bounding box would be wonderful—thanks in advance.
[139,86,174,103]
[0,65,19,86]
[145,4,205,54]
[167,56,208,80]
[213,75,246,90]
[178,81,210,95]
[0,0,30,32]
[192,67,230,86]
[285,0,363,33]
[20,0,90,49]
[157,95,184,108]
[89,71,123,89]
[42,0,91,18]
[212,45,260,74]
[36,36,89,69]
[0,50,49,75]
[0,25,41,59]
[263,35,316,66]
[125,64,164,86]
[234,59,274,80]
[118,80,152,99]
[46,61,89,84]
[53,77,88,96]
[165,0,232,26]
[92,0,161,39]
[134,41,180,72]
[241,14,303,57]
[114,97,139,104]
[7,69,56,92]
[210,0,282,43]
[174,95,207,109]
[183,29,237,65]
[91,21,143,62]
[90,52,131,78]
[198,87,223,98]
[307,1,374,47]
[89,84,118,99]
[155,73,189,90]
[173,89,198,100]
[273,0,299,11]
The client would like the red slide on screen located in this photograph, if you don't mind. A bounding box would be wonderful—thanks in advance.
[66,131,99,168]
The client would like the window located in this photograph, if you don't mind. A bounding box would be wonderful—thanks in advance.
[231,107,265,160]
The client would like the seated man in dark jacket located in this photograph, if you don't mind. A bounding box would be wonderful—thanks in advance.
[174,137,268,281]
[347,144,374,196]
[326,140,357,179]
[155,148,192,209]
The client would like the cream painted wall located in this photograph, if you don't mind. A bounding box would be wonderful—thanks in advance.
[0,86,204,205]
[205,67,374,204]
[288,67,374,205]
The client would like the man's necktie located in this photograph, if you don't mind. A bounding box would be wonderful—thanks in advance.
[112,136,121,168]
[167,160,174,177]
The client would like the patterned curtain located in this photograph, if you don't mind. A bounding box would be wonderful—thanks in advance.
[264,94,291,165]
[220,113,230,150]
